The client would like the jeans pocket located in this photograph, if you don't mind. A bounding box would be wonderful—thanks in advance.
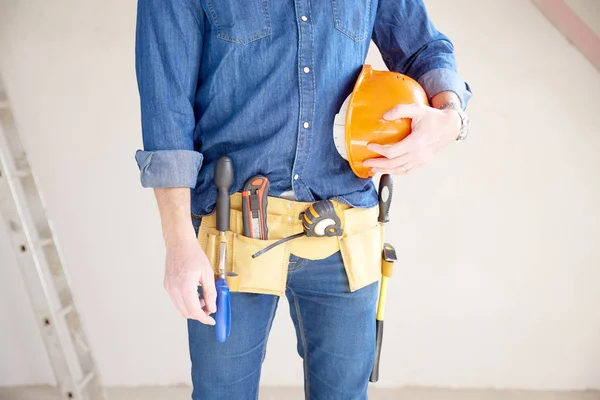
[331,0,373,42]
[288,253,308,271]
[204,0,272,44]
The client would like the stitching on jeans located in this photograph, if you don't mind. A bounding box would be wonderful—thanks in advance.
[256,296,278,400]
[288,257,308,272]
[289,287,310,399]
[260,296,278,363]
[286,262,295,287]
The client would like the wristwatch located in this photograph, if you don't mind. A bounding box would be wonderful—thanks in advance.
[454,107,470,141]
[440,102,470,141]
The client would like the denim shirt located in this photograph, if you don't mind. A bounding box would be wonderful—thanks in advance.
[134,0,472,217]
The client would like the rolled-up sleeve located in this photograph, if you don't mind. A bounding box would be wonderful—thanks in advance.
[372,0,472,109]
[134,0,204,188]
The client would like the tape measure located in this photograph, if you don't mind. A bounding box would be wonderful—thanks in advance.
[301,200,343,237]
[251,200,343,258]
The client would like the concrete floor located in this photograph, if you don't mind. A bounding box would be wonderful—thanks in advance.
[0,386,598,400]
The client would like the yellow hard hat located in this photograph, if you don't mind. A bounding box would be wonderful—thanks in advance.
[333,65,429,178]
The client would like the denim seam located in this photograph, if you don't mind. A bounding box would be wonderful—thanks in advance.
[256,296,279,400]
[205,0,272,44]
[286,262,295,287]
[289,287,310,399]
[331,0,372,42]
[288,257,308,272]
[205,0,219,32]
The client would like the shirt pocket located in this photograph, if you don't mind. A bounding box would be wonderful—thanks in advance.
[204,0,272,44]
[331,0,373,42]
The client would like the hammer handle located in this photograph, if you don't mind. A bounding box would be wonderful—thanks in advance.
[370,320,384,382]
[378,174,393,224]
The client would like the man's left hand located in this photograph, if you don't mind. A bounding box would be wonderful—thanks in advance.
[363,104,461,175]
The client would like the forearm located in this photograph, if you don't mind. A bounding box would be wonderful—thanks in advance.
[430,91,463,139]
[154,188,195,246]
[431,91,461,109]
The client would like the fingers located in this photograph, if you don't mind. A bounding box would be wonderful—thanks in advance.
[363,153,412,170]
[367,141,410,158]
[168,288,215,325]
[363,149,421,175]
[368,142,412,159]
[200,270,217,314]
[183,290,216,325]
[364,142,418,175]
[164,262,217,325]
[169,292,189,319]
[383,103,424,121]
[369,106,425,159]
[374,160,421,175]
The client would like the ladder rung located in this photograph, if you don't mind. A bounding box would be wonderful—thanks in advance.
[14,168,31,178]
[58,304,73,318]
[37,237,55,248]
[78,371,96,392]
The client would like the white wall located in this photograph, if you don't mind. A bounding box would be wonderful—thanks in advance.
[1,0,599,390]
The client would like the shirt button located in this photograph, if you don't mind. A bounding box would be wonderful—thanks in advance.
[303,122,309,128]
[294,174,299,180]
[288,216,293,222]
[303,67,310,74]
[301,16,308,22]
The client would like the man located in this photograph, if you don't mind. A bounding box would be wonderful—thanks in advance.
[134,0,471,399]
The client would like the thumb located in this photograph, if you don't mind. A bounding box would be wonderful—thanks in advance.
[200,270,217,313]
[383,103,424,121]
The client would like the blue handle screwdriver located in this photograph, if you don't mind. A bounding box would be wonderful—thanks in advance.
[214,156,234,343]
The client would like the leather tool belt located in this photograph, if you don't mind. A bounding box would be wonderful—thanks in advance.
[197,193,383,296]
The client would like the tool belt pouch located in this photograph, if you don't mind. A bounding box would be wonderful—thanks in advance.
[197,195,382,296]
[337,207,383,292]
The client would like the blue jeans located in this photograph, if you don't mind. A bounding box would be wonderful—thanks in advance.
[187,230,378,399]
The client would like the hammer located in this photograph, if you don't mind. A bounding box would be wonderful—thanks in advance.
[370,174,397,382]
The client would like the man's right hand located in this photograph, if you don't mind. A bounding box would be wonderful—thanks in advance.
[164,234,217,325]
[154,188,217,325]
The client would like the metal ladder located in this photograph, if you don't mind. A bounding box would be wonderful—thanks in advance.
[0,77,107,399]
